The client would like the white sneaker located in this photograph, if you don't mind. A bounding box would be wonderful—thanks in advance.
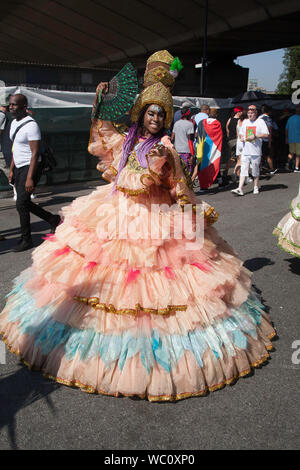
[270,168,278,175]
[30,193,36,200]
[294,168,300,173]
[231,188,244,196]
[253,187,259,194]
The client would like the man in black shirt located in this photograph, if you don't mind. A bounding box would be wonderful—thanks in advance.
[220,107,244,186]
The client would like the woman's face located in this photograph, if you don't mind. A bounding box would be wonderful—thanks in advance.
[143,105,165,135]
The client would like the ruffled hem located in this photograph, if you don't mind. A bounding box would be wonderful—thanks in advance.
[273,227,300,257]
[0,330,276,402]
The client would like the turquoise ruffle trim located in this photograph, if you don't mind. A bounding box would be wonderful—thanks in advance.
[2,277,266,374]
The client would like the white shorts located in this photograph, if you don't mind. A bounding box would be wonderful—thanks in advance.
[236,139,243,156]
[241,155,261,177]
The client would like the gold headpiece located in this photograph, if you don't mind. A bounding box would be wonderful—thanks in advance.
[146,50,175,68]
[131,82,174,129]
[143,66,175,90]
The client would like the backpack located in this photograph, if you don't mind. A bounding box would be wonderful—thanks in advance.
[39,142,57,174]
[11,119,57,173]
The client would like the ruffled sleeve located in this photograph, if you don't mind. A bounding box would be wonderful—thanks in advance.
[159,136,219,226]
[88,119,126,182]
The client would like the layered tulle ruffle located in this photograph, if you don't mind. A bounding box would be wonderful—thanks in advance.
[0,181,276,400]
[273,192,300,258]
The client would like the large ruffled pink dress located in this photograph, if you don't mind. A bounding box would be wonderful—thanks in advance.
[273,185,300,258]
[0,120,276,401]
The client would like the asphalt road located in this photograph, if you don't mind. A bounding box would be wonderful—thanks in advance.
[0,172,299,450]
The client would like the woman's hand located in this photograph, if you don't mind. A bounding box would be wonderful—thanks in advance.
[191,165,198,181]
[96,82,109,97]
[93,82,109,112]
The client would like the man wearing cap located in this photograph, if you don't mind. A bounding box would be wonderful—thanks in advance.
[173,101,191,124]
[231,104,269,196]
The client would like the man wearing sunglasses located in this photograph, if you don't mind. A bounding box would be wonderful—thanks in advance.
[231,104,269,196]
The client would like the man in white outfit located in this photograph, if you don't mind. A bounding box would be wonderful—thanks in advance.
[231,104,269,196]
[8,94,60,251]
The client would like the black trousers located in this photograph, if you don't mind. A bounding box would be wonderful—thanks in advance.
[14,164,53,242]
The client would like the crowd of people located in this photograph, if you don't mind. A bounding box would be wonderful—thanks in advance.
[170,101,300,195]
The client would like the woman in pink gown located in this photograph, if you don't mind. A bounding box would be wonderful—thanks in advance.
[0,51,276,401]
[273,183,300,258]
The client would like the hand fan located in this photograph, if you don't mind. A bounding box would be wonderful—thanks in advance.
[92,63,138,121]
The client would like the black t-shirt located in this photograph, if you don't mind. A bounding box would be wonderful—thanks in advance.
[228,117,239,140]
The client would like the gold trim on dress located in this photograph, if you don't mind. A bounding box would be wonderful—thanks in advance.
[111,122,128,136]
[108,165,118,175]
[73,296,187,316]
[0,329,274,402]
[140,174,156,187]
[96,120,107,151]
[205,207,219,225]
[116,185,150,196]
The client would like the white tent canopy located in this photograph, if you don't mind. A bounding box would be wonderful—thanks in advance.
[0,86,294,110]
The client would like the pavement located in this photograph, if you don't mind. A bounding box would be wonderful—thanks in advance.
[0,171,299,450]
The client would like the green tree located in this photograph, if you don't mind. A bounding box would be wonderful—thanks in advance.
[276,46,300,95]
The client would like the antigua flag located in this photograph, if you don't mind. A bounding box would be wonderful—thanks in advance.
[196,118,223,189]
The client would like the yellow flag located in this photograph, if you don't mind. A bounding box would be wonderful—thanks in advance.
[196,136,205,165]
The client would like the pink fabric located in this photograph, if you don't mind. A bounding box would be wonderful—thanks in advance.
[0,132,276,400]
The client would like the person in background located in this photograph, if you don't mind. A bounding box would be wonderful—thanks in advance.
[277,108,292,170]
[285,105,300,172]
[0,98,12,169]
[231,104,269,196]
[8,93,61,252]
[193,104,210,181]
[194,108,223,192]
[173,101,191,124]
[171,106,195,176]
[233,109,248,183]
[193,104,210,128]
[270,111,280,172]
[221,106,244,186]
[259,104,277,174]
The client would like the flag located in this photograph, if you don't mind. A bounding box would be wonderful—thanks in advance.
[196,118,223,189]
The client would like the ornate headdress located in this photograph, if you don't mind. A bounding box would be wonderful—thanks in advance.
[112,50,182,191]
[131,82,174,129]
[146,50,175,69]
[131,49,183,128]
[143,65,175,90]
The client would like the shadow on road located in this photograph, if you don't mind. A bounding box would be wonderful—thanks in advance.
[0,365,59,449]
[259,183,288,192]
[0,221,55,254]
[194,179,288,196]
[284,257,300,275]
[0,195,74,212]
[244,257,275,272]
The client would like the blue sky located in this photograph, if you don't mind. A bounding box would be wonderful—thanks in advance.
[235,48,284,91]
